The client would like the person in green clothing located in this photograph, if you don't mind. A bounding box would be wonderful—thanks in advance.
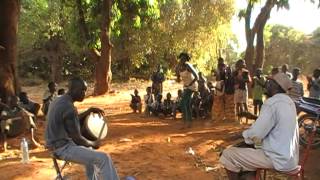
[176,52,199,129]
[252,68,266,115]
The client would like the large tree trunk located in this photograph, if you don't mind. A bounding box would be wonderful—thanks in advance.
[244,2,254,72]
[253,0,275,72]
[0,0,20,103]
[94,0,112,95]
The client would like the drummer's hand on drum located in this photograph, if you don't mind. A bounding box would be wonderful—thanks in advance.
[92,140,101,149]
[87,107,105,116]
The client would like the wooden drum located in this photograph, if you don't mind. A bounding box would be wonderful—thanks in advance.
[81,113,108,141]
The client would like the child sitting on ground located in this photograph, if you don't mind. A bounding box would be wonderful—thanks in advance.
[173,89,183,119]
[151,94,163,116]
[130,89,142,113]
[144,87,154,116]
[191,91,202,119]
[163,93,174,117]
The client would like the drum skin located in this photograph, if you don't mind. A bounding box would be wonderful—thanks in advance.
[81,113,108,141]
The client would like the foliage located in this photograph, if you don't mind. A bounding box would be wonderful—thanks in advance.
[17,0,237,81]
[264,24,320,74]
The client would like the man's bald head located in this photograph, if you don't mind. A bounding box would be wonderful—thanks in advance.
[68,77,87,102]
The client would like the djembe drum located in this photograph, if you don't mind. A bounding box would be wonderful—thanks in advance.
[81,113,108,141]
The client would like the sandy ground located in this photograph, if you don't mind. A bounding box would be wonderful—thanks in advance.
[0,80,319,180]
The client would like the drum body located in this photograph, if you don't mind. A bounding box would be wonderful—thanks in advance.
[2,116,28,138]
[81,113,108,141]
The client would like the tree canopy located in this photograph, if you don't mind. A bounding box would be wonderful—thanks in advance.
[17,0,236,82]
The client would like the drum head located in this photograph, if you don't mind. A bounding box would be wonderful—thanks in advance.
[7,117,27,138]
[84,113,108,140]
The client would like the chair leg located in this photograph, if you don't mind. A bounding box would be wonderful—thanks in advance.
[263,170,267,180]
[52,158,63,180]
[255,170,260,180]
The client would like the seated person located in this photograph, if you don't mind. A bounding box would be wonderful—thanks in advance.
[191,91,201,119]
[173,89,183,119]
[1,96,39,150]
[45,77,119,180]
[220,73,299,180]
[163,93,174,117]
[130,89,142,113]
[151,94,163,116]
[18,92,40,115]
[57,88,66,96]
[42,82,58,115]
[144,87,154,116]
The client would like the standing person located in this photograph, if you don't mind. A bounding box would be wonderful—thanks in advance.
[234,59,251,117]
[45,77,119,180]
[307,68,320,99]
[288,67,304,101]
[176,52,198,128]
[151,65,165,96]
[252,68,266,115]
[224,66,236,122]
[281,64,293,79]
[211,57,227,122]
[220,73,298,180]
[42,82,57,116]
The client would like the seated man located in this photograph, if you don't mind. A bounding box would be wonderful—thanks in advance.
[144,87,154,116]
[130,89,142,113]
[163,93,174,117]
[45,77,119,180]
[18,92,41,115]
[220,73,299,180]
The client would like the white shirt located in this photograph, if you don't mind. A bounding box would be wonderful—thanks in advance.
[243,93,299,172]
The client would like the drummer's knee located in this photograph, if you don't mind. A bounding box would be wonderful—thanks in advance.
[94,152,111,166]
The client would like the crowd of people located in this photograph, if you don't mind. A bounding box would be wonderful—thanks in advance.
[0,51,319,179]
[129,52,320,129]
[129,53,214,129]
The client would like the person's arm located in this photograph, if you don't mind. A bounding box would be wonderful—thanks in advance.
[175,65,181,82]
[251,78,255,88]
[186,63,199,87]
[63,109,99,148]
[242,104,275,144]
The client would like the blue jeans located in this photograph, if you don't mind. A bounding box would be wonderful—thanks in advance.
[54,142,119,180]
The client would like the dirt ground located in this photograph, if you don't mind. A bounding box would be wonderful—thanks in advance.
[0,80,319,180]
